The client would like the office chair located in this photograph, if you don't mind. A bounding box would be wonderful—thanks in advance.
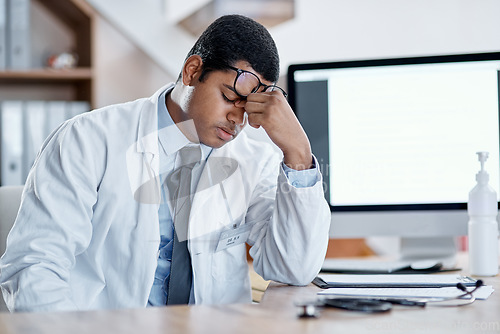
[0,185,24,312]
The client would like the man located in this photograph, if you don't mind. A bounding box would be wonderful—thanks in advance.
[0,15,330,311]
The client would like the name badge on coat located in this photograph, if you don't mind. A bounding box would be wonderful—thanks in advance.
[215,223,252,252]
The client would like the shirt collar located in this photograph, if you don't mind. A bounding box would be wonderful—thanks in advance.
[157,88,212,160]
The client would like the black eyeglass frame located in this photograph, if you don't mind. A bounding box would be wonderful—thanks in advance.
[226,65,288,99]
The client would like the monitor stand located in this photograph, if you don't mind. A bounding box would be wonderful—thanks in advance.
[399,236,459,269]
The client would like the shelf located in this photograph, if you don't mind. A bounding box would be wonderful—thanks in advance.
[0,68,92,81]
[1,0,95,106]
[0,68,93,103]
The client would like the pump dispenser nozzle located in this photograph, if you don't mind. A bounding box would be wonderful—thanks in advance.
[477,151,489,171]
[476,151,490,184]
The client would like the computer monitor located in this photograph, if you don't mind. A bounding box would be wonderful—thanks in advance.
[287,52,500,264]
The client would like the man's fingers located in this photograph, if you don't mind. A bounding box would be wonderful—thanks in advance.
[246,112,264,128]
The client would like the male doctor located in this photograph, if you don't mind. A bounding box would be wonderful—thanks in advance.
[0,15,331,312]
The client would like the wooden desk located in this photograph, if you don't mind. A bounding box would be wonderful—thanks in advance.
[0,263,498,334]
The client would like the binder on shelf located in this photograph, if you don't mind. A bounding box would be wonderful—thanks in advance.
[1,101,24,185]
[67,101,90,119]
[0,0,6,70]
[1,99,90,185]
[23,100,46,180]
[46,101,67,136]
[6,0,30,70]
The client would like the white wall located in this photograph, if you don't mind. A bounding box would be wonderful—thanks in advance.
[272,0,500,72]
[93,17,174,108]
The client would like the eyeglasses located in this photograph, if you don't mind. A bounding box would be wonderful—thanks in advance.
[227,66,287,98]
[296,280,485,317]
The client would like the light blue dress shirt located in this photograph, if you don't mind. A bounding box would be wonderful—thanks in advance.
[147,88,320,306]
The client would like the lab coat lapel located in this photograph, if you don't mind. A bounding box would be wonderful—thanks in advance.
[125,85,173,205]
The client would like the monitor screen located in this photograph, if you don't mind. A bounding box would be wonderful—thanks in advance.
[288,53,500,215]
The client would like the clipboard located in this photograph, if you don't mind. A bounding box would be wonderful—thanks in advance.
[313,274,478,289]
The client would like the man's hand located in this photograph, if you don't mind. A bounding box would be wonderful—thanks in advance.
[239,91,313,171]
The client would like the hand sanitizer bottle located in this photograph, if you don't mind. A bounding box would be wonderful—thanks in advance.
[468,152,499,276]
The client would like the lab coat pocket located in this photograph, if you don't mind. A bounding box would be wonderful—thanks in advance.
[212,242,248,283]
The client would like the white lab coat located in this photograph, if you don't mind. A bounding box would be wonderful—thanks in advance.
[0,85,331,312]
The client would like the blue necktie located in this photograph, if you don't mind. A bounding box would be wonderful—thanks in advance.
[165,146,200,305]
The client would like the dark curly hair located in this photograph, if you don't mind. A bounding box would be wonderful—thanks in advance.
[182,14,280,83]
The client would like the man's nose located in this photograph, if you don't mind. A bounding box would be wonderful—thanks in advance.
[228,101,246,125]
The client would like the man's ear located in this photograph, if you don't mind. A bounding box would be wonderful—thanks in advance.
[181,55,203,86]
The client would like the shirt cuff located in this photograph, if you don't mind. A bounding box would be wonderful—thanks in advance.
[281,156,320,188]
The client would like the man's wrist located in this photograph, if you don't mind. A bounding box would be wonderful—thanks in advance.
[283,149,314,171]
